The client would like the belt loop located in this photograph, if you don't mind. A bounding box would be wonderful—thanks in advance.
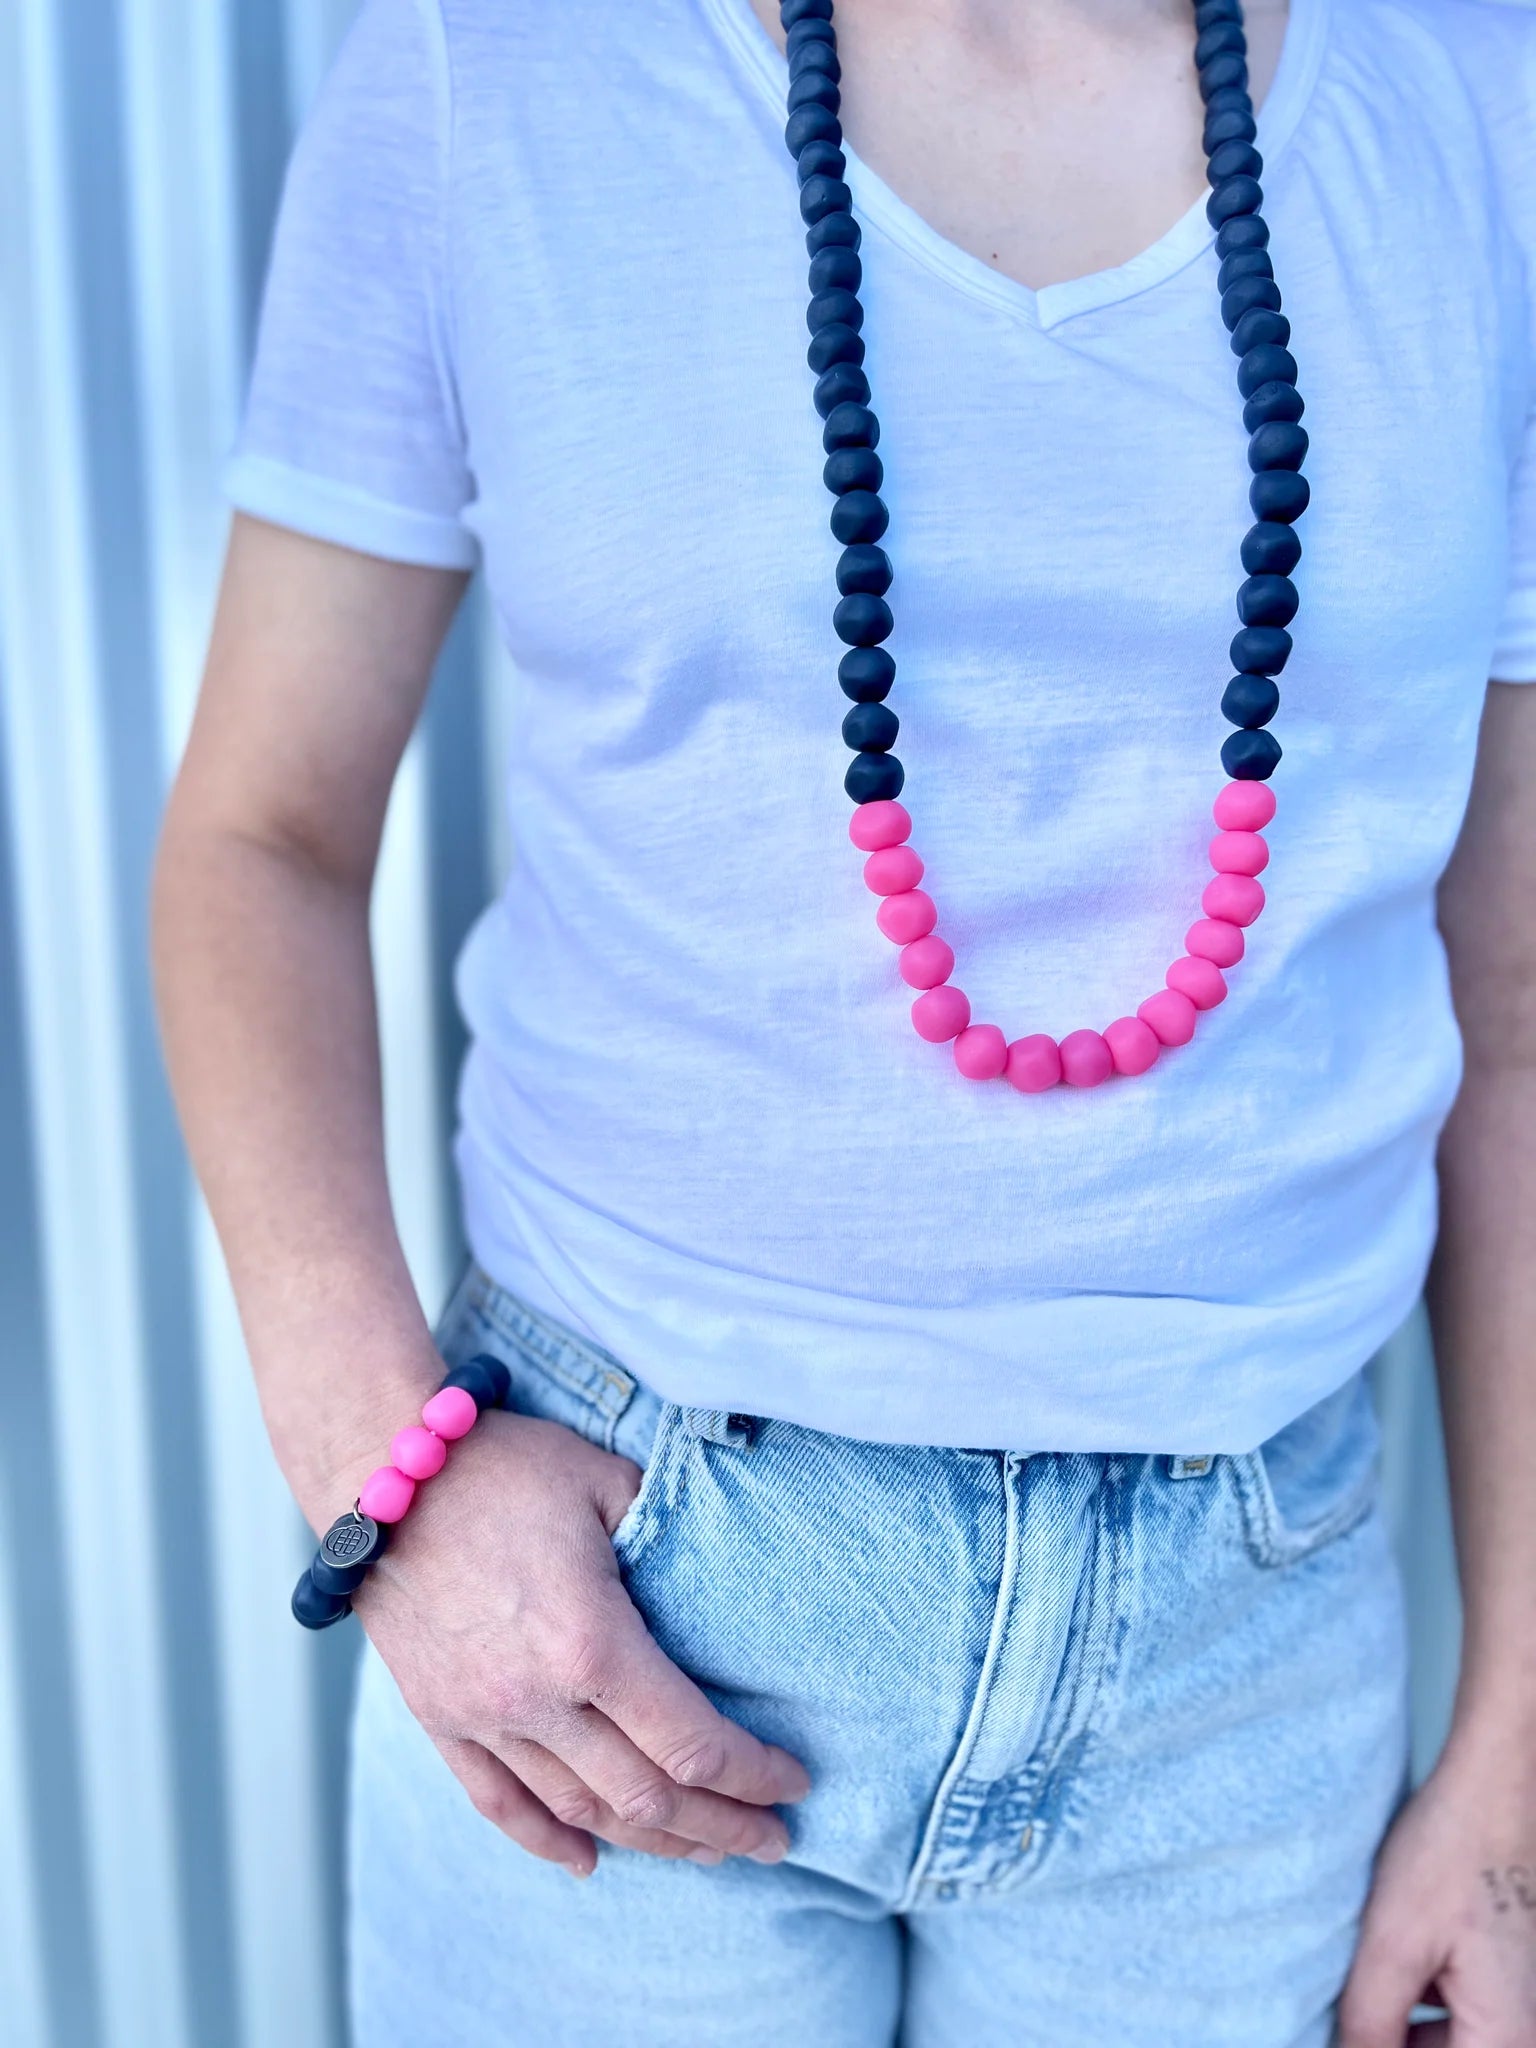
[1167,1453,1216,1480]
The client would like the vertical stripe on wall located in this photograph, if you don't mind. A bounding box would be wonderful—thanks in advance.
[0,4,1463,2046]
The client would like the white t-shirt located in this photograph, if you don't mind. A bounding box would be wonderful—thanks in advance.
[229,0,1536,1452]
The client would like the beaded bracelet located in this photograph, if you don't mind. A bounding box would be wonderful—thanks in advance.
[290,1351,511,1630]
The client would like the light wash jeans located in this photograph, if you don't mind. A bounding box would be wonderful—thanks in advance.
[350,1261,1411,2046]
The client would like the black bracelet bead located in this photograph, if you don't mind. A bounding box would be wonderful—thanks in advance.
[814,362,870,417]
[1215,213,1269,256]
[822,400,879,450]
[845,750,904,802]
[834,594,893,646]
[1195,19,1246,63]
[1230,624,1292,673]
[796,141,846,185]
[1207,175,1263,227]
[1248,420,1308,471]
[1237,574,1299,627]
[808,287,863,333]
[788,69,840,114]
[807,323,865,372]
[843,701,899,751]
[1237,342,1297,396]
[1221,275,1280,328]
[1241,520,1302,575]
[1249,469,1310,521]
[1242,379,1304,429]
[805,211,859,255]
[809,246,861,293]
[1203,106,1257,151]
[1207,141,1262,185]
[831,489,888,542]
[781,0,832,25]
[837,543,892,595]
[839,646,896,700]
[1218,250,1273,293]
[310,1511,389,1596]
[1199,54,1249,99]
[799,172,852,222]
[1222,728,1282,780]
[823,445,882,493]
[291,1566,352,1631]
[1222,672,1281,728]
[1230,307,1289,355]
[441,1354,510,1409]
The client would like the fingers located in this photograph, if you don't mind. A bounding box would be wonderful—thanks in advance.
[435,1736,596,1879]
[1336,1928,1441,2048]
[498,1738,730,1867]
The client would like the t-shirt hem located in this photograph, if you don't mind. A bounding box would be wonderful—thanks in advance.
[223,450,479,570]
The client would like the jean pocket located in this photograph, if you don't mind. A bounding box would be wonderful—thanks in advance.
[1231,1368,1383,1569]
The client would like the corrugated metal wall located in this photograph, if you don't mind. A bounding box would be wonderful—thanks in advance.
[0,5,1465,2045]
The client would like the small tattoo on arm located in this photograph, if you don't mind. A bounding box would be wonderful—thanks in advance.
[1480,1865,1536,1914]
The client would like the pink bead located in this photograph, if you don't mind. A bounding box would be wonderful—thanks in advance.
[1201,873,1265,927]
[1137,989,1198,1046]
[1104,1015,1160,1077]
[1213,781,1276,831]
[954,1023,1007,1080]
[420,1385,479,1440]
[1059,1029,1113,1088]
[1186,917,1245,968]
[358,1465,417,1524]
[1006,1034,1062,1093]
[849,800,912,852]
[899,936,955,989]
[876,889,938,944]
[390,1423,448,1480]
[864,845,924,895]
[1167,956,1228,1009]
[911,985,971,1042]
[1209,830,1269,876]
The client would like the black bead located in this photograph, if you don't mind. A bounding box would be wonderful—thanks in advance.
[1204,106,1257,152]
[808,246,861,293]
[1230,625,1293,674]
[1203,83,1255,123]
[1242,379,1304,430]
[780,0,832,26]
[788,69,839,114]
[807,323,865,372]
[1221,275,1281,329]
[814,362,870,417]
[822,400,879,451]
[1222,672,1281,728]
[1199,54,1249,99]
[786,107,840,159]
[843,701,899,751]
[1207,140,1261,186]
[834,594,893,646]
[1249,469,1310,521]
[1218,250,1273,293]
[1206,175,1262,226]
[311,1512,389,1595]
[1237,574,1299,627]
[441,1353,509,1409]
[1241,520,1303,575]
[1236,342,1297,397]
[839,646,896,700]
[823,445,882,493]
[1195,20,1246,65]
[796,141,846,186]
[1195,0,1244,24]
[1222,728,1282,780]
[1230,307,1290,354]
[1215,213,1270,257]
[799,172,851,223]
[845,750,904,802]
[785,13,835,44]
[1248,420,1308,471]
[837,544,892,595]
[788,37,839,78]
[807,287,863,334]
[831,489,888,542]
[805,212,860,255]
[291,1567,352,1631]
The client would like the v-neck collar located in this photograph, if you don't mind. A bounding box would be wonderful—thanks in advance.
[700,0,1332,331]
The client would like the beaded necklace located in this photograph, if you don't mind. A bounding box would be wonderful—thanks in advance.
[782,0,1305,1090]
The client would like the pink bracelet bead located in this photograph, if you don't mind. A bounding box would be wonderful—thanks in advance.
[1209,830,1269,876]
[1104,1015,1160,1077]
[359,1464,417,1524]
[1186,917,1245,968]
[1059,1028,1113,1088]
[1006,1034,1062,1093]
[954,1023,1007,1080]
[863,845,924,895]
[899,935,955,989]
[1202,873,1265,927]
[421,1385,479,1440]
[1137,988,1198,1046]
[849,800,912,852]
[911,984,971,1042]
[390,1423,448,1480]
[1213,781,1276,832]
[1167,956,1228,1009]
[876,889,938,944]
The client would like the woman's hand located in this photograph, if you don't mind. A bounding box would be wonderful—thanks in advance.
[348,1407,810,1879]
[1338,1728,1536,2046]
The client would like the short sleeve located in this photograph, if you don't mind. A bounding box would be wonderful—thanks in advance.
[1494,408,1536,679]
[224,0,477,569]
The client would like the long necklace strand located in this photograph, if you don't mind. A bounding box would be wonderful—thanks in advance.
[780,0,1307,1090]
